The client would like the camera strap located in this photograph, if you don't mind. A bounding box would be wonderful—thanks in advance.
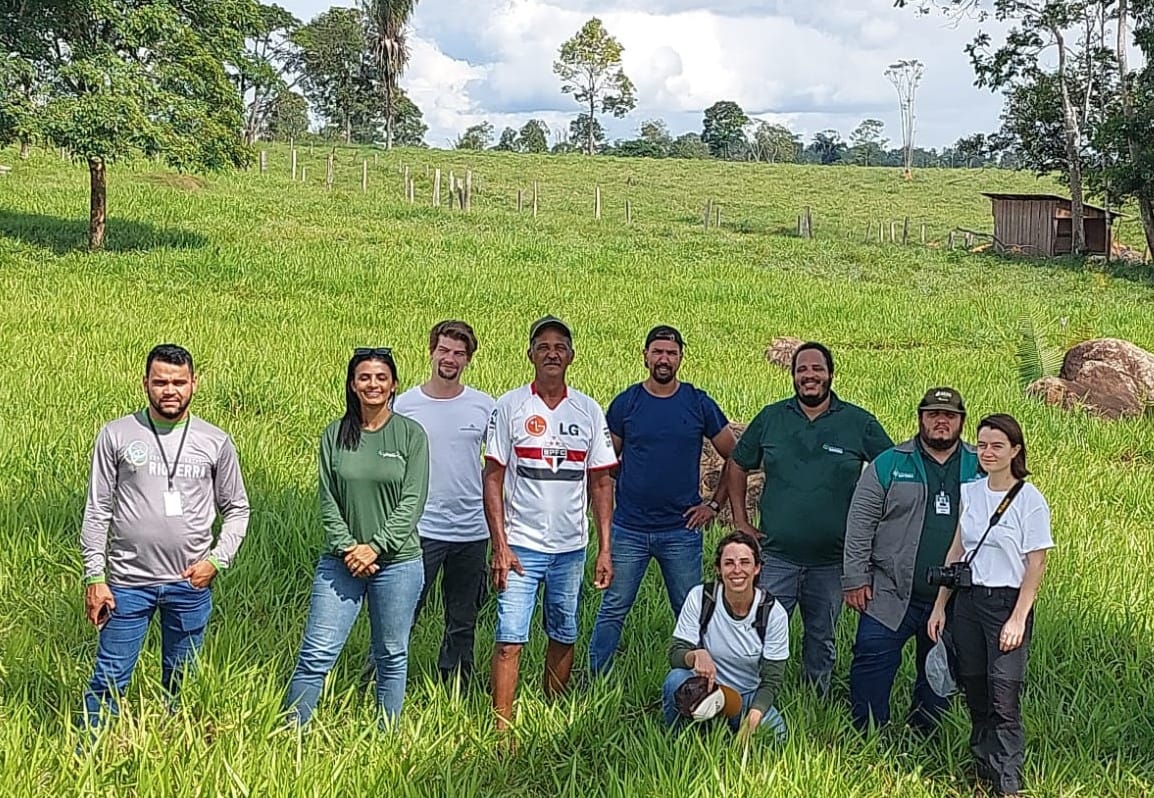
[962,480,1025,566]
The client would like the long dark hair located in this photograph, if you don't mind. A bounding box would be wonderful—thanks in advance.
[338,350,399,450]
[977,413,1030,479]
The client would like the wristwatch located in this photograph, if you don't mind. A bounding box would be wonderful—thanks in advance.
[704,499,720,512]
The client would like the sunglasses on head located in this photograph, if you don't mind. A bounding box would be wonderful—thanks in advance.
[353,347,393,357]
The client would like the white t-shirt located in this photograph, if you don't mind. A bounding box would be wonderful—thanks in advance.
[959,478,1054,588]
[672,585,790,695]
[395,385,495,543]
[485,383,617,553]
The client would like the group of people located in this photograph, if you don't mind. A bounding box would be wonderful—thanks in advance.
[78,320,1053,797]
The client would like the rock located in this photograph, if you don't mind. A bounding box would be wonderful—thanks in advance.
[764,337,804,370]
[1028,338,1154,419]
[699,423,762,524]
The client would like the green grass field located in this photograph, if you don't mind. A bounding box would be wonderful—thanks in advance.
[1,145,1153,797]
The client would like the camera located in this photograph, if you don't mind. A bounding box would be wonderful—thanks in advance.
[925,562,972,590]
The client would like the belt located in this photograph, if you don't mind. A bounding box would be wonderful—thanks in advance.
[969,585,1020,597]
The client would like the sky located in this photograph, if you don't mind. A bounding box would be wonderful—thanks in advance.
[280,0,1012,149]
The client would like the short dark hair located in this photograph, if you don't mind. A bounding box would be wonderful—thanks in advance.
[977,413,1031,479]
[339,349,399,451]
[145,344,194,377]
[712,530,762,571]
[429,320,478,357]
[791,341,834,375]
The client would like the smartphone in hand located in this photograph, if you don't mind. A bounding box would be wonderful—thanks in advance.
[96,603,111,631]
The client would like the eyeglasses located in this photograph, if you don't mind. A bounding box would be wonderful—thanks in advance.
[353,347,393,357]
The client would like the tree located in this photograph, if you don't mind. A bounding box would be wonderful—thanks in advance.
[553,18,637,155]
[518,119,550,153]
[235,3,301,145]
[848,118,888,166]
[455,121,493,150]
[806,130,848,165]
[639,119,673,156]
[0,0,257,249]
[494,126,519,151]
[363,0,419,150]
[669,132,711,159]
[0,54,40,159]
[953,132,991,167]
[295,8,372,145]
[391,92,427,146]
[1110,0,1154,254]
[702,101,749,159]
[265,89,309,141]
[569,114,606,153]
[747,122,800,163]
[885,59,924,176]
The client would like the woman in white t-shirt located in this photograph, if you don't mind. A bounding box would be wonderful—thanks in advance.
[927,414,1054,798]
[663,531,790,742]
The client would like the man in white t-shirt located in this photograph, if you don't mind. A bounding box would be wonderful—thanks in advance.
[484,316,617,730]
[395,320,495,684]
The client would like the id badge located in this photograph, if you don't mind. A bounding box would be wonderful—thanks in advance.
[934,491,951,516]
[163,490,184,517]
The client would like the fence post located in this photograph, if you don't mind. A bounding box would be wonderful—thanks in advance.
[920,223,926,244]
[325,152,334,191]
[704,199,712,229]
[626,199,632,225]
[433,168,441,207]
[465,170,472,211]
[595,185,601,220]
[300,166,307,182]
[805,206,813,238]
[902,216,910,245]
[517,189,524,213]
[259,150,267,174]
[948,230,955,248]
[291,147,298,181]
[361,160,368,192]
[532,181,538,218]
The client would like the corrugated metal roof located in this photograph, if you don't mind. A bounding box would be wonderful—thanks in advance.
[981,192,1121,218]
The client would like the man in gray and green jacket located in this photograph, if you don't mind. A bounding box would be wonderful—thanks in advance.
[842,387,981,733]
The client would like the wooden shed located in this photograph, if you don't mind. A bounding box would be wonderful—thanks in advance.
[982,193,1120,256]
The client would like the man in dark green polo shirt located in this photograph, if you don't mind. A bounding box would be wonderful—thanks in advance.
[843,387,981,732]
[726,342,892,696]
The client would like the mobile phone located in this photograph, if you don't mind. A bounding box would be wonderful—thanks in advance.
[96,603,111,631]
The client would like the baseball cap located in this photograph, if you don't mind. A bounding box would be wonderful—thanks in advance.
[673,676,743,722]
[918,387,966,414]
[528,315,572,344]
[644,324,685,349]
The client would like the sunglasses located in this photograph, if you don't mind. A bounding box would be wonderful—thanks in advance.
[353,347,393,357]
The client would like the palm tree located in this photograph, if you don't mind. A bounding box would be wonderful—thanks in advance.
[362,0,418,149]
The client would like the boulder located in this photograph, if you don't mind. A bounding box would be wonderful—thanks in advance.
[764,337,804,370]
[1027,338,1154,419]
[699,423,762,524]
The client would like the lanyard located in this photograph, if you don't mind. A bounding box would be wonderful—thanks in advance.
[147,414,190,491]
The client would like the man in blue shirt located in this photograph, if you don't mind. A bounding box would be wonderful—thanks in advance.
[589,325,737,675]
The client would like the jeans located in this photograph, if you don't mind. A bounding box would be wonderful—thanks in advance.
[286,555,424,727]
[416,537,489,680]
[493,546,584,645]
[849,596,949,731]
[953,587,1033,796]
[80,580,213,728]
[661,668,787,740]
[758,554,842,696]
[589,522,703,674]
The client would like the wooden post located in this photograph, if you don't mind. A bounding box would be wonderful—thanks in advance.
[259,150,267,174]
[920,223,926,244]
[532,181,538,218]
[626,199,632,225]
[325,152,334,191]
[374,152,378,165]
[704,199,712,229]
[60,146,67,161]
[715,207,721,228]
[805,206,813,238]
[291,148,298,181]
[595,185,601,220]
[447,180,455,210]
[964,232,973,248]
[465,170,472,211]
[408,177,415,203]
[797,215,804,237]
[457,185,466,210]
[948,230,955,249]
[361,160,368,192]
[301,166,307,182]
[902,216,910,245]
[433,168,441,207]
[865,222,872,243]
[889,221,896,243]
[517,189,524,213]
[425,165,430,177]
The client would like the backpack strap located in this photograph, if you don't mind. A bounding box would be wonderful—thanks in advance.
[754,589,775,645]
[698,582,719,647]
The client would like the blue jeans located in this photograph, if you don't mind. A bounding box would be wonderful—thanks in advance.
[494,546,584,644]
[849,596,949,731]
[661,668,787,740]
[589,522,702,674]
[285,555,424,727]
[758,554,842,696]
[80,580,213,728]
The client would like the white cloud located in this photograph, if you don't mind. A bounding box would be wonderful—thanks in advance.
[281,0,1009,148]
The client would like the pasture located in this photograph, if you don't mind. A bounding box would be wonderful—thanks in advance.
[1,145,1152,796]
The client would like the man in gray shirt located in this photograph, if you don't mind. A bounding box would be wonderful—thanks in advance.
[79,344,250,728]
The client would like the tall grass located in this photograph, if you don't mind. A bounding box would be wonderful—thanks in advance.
[1,145,1152,796]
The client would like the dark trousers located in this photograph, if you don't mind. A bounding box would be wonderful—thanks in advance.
[849,596,949,732]
[952,587,1033,796]
[416,537,489,680]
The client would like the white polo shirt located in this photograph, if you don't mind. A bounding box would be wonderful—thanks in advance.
[395,385,495,543]
[485,383,617,553]
[960,478,1054,588]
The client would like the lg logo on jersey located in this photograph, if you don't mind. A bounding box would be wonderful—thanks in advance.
[559,423,581,436]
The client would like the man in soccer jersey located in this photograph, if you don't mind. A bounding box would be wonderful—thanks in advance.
[484,316,617,730]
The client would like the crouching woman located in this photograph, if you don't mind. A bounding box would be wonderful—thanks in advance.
[928,414,1054,797]
[663,531,789,742]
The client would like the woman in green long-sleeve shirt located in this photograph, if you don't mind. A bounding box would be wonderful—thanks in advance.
[285,348,429,728]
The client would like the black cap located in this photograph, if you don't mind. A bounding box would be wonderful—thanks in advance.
[918,387,966,414]
[644,324,685,349]
[528,315,572,344]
